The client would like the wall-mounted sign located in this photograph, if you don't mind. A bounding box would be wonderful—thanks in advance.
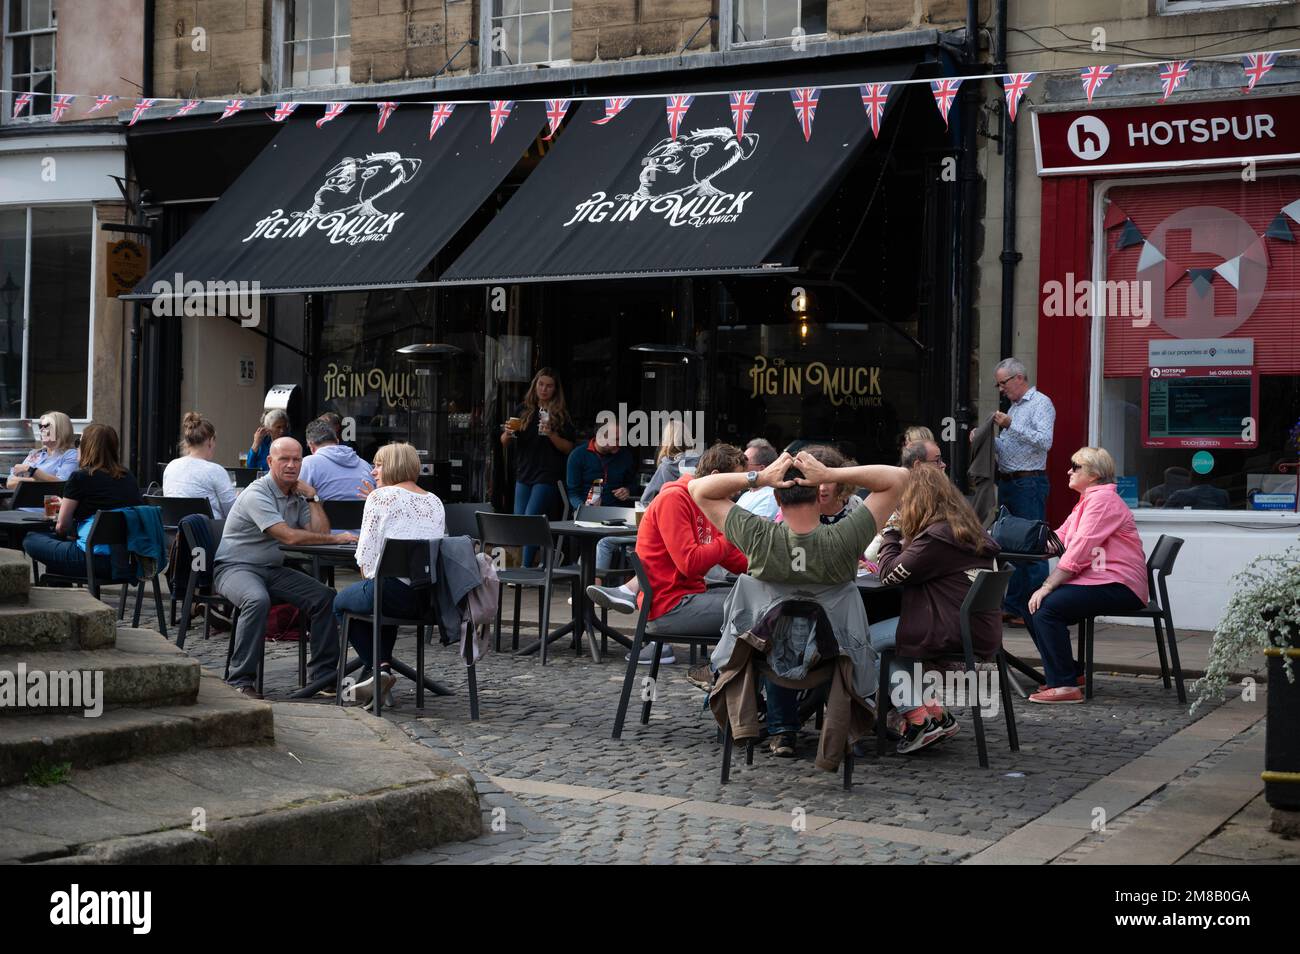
[1033,95,1300,175]
[237,355,256,386]
[323,362,429,409]
[106,240,148,298]
[748,355,883,408]
[1143,366,1258,448]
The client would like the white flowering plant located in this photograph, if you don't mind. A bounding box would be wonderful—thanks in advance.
[1192,544,1300,713]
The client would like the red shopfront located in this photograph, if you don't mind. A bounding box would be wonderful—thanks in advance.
[1033,94,1300,626]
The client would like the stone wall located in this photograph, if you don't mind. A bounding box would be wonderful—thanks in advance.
[351,0,480,85]
[154,0,268,98]
[570,0,714,63]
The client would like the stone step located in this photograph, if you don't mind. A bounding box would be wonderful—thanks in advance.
[0,628,200,716]
[0,588,116,651]
[0,704,479,863]
[0,670,273,787]
[0,550,30,604]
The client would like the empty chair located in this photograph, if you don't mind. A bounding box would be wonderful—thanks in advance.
[444,502,494,543]
[145,494,214,624]
[225,467,261,488]
[322,499,365,532]
[11,479,65,511]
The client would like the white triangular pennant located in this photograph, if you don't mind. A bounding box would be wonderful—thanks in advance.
[1213,254,1242,290]
[1137,239,1166,271]
[1282,198,1300,224]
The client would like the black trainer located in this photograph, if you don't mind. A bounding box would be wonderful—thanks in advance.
[896,718,942,755]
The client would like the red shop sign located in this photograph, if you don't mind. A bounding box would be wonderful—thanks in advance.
[1033,95,1300,175]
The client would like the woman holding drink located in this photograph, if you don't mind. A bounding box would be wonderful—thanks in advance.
[501,367,576,566]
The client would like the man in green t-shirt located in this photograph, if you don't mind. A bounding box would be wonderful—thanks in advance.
[689,448,909,756]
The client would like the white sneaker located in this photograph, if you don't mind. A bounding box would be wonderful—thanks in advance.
[352,669,397,706]
[625,642,675,665]
[587,584,636,614]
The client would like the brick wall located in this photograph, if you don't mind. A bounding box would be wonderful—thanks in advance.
[570,0,715,63]
[351,0,480,84]
[154,0,268,98]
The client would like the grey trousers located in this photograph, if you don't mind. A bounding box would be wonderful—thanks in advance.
[647,587,730,637]
[215,562,340,689]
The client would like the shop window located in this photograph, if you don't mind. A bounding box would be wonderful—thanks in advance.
[0,210,25,417]
[1096,174,1300,512]
[4,0,57,121]
[485,0,571,68]
[731,0,827,46]
[284,0,351,89]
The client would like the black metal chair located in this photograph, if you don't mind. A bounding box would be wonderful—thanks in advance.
[226,467,261,488]
[335,536,478,719]
[613,552,722,739]
[175,516,234,649]
[34,509,169,639]
[444,502,494,543]
[12,479,65,510]
[322,499,365,531]
[1079,534,1185,703]
[874,568,1017,769]
[144,495,214,625]
[476,512,581,664]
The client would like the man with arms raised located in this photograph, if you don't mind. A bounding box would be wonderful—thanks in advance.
[215,437,358,698]
[690,448,908,759]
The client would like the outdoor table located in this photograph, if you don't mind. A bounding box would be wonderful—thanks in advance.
[276,540,454,702]
[529,520,638,662]
[0,511,53,549]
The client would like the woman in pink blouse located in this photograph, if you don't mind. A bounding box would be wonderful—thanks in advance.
[1026,446,1148,704]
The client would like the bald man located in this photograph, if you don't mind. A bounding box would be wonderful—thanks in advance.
[214,437,358,698]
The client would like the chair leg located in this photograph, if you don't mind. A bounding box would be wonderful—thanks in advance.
[493,582,505,653]
[152,576,168,639]
[843,749,853,792]
[1164,611,1186,704]
[298,614,308,689]
[176,579,197,650]
[640,640,664,725]
[117,583,128,620]
[876,649,892,756]
[612,625,643,739]
[512,585,522,649]
[336,616,351,706]
[998,652,1019,751]
[963,650,988,768]
[467,662,480,721]
[745,739,754,765]
[1151,615,1172,690]
[721,722,734,784]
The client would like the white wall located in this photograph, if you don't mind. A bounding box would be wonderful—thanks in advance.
[180,311,266,467]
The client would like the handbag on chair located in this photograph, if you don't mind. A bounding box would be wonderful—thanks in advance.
[989,506,1062,555]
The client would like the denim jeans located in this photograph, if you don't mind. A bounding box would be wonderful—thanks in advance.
[869,616,922,715]
[764,680,802,735]
[333,576,424,669]
[1027,582,1144,687]
[997,474,1050,616]
[23,532,113,580]
[596,535,636,574]
[514,481,561,567]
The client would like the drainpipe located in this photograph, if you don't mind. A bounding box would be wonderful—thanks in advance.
[951,0,981,481]
[143,0,154,97]
[996,0,1018,361]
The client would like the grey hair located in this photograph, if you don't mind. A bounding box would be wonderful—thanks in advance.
[995,357,1027,381]
[746,438,777,468]
[305,419,337,446]
[900,441,932,469]
[262,408,289,429]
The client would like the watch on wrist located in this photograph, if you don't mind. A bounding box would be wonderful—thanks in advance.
[746,471,758,489]
[28,467,37,478]
[306,494,321,504]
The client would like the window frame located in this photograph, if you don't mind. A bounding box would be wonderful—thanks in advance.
[480,0,573,72]
[3,0,58,125]
[1157,0,1292,14]
[273,0,353,92]
[721,0,828,50]
[1089,166,1299,520]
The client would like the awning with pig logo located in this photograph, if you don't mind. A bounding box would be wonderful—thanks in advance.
[129,103,543,296]
[443,82,889,284]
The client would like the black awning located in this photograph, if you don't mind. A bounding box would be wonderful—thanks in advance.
[441,79,899,284]
[130,103,544,297]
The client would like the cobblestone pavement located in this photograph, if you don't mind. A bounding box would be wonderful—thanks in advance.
[147,586,1236,864]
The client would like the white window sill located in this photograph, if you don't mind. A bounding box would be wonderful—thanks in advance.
[727,33,829,50]
[1131,508,1300,524]
[1157,0,1292,14]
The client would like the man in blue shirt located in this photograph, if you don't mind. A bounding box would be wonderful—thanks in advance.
[990,357,1056,624]
[298,419,374,502]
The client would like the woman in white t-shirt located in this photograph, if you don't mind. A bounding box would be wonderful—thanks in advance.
[163,412,238,519]
[333,442,445,705]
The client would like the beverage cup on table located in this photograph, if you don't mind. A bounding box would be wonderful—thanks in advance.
[43,495,60,518]
[634,501,645,527]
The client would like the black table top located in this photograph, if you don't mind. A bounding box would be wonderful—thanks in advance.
[549,519,639,538]
[278,541,357,558]
[0,511,52,526]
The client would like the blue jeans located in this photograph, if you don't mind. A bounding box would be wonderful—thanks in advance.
[1027,582,1144,687]
[514,481,561,567]
[765,680,802,735]
[596,535,636,574]
[869,616,921,715]
[998,474,1050,616]
[23,532,113,580]
[333,577,424,669]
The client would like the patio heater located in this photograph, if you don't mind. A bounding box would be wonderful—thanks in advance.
[628,343,703,489]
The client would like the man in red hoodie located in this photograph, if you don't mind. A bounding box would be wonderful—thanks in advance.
[588,442,748,665]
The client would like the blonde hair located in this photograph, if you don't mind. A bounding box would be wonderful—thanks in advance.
[904,426,935,445]
[37,411,75,453]
[897,466,991,553]
[179,411,216,455]
[374,442,421,486]
[1072,446,1116,484]
[655,419,689,464]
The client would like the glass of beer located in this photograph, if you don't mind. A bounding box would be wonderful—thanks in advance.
[43,495,60,518]
[506,416,523,432]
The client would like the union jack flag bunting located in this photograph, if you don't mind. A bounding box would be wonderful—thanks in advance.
[1080,65,1114,104]
[128,98,158,126]
[860,83,890,138]
[89,94,117,114]
[376,101,398,133]
[1242,52,1277,93]
[592,97,632,126]
[316,102,347,128]
[170,99,201,120]
[217,99,245,122]
[664,94,694,140]
[729,91,757,139]
[51,94,75,121]
[12,93,32,118]
[930,79,962,129]
[1001,72,1035,123]
[1159,60,1190,103]
[428,103,455,140]
[489,100,514,143]
[542,99,570,141]
[270,101,299,122]
[789,88,819,142]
